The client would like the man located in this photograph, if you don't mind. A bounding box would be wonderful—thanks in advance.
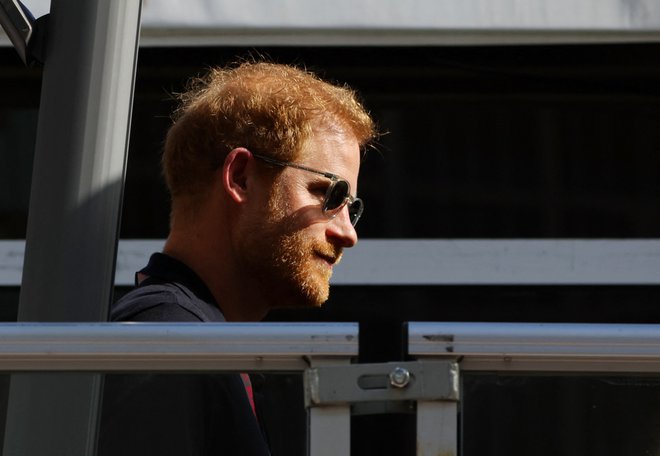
[98,61,376,455]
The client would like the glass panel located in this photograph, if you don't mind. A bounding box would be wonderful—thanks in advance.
[462,373,660,456]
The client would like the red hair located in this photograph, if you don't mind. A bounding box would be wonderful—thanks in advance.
[163,62,376,200]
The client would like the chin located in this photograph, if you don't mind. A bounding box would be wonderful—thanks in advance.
[283,278,330,309]
[294,287,329,308]
[277,261,328,307]
[303,273,331,307]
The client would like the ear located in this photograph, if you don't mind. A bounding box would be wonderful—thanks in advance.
[222,148,253,204]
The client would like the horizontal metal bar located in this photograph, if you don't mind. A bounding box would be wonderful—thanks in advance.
[6,25,660,48]
[408,322,660,373]
[0,323,357,372]
[338,240,660,285]
[4,239,660,286]
[4,0,660,47]
[135,0,660,32]
[136,29,660,47]
[82,0,660,46]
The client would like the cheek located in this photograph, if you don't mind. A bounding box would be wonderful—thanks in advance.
[267,174,296,214]
[269,185,321,229]
[263,184,289,226]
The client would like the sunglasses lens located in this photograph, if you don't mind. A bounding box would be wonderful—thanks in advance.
[323,179,363,226]
[348,199,364,226]
[324,180,350,211]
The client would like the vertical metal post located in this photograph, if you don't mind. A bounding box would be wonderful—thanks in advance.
[308,360,352,456]
[4,0,141,455]
[416,401,458,456]
[308,407,351,456]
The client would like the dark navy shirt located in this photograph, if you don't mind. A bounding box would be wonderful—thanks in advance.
[98,253,270,456]
[111,253,225,323]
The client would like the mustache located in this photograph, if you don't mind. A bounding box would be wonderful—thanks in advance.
[314,244,343,265]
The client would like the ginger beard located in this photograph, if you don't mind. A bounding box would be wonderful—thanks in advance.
[270,229,340,307]
[239,179,343,308]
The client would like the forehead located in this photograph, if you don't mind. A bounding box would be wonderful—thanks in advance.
[299,128,361,188]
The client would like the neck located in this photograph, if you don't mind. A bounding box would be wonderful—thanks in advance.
[163,226,271,322]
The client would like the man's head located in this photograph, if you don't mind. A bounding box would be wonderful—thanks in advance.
[162,61,376,317]
[163,62,375,205]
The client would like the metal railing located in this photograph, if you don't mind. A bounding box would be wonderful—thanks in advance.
[2,322,660,455]
[408,322,660,455]
[0,322,358,456]
[5,239,660,286]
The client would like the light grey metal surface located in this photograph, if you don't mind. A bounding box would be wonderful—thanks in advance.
[0,0,34,63]
[0,240,23,286]
[5,1,142,455]
[0,322,358,371]
[139,0,660,46]
[305,361,460,456]
[18,2,140,320]
[417,402,457,456]
[337,240,660,285]
[307,358,351,456]
[308,406,351,456]
[304,361,458,407]
[409,322,660,372]
[4,0,660,46]
[5,239,660,286]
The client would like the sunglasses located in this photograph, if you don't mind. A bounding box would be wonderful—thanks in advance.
[251,153,364,226]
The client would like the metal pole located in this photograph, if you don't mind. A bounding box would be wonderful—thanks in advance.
[416,402,458,456]
[307,360,352,456]
[4,0,141,454]
[308,406,351,456]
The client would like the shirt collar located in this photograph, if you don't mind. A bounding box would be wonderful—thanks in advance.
[138,252,218,307]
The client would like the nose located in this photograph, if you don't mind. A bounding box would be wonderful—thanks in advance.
[325,205,358,248]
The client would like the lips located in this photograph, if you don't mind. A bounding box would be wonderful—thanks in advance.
[313,243,342,270]
[315,252,336,266]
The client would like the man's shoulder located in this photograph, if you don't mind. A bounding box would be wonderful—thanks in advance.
[111,280,224,322]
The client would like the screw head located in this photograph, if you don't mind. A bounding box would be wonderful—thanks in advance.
[389,367,411,388]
